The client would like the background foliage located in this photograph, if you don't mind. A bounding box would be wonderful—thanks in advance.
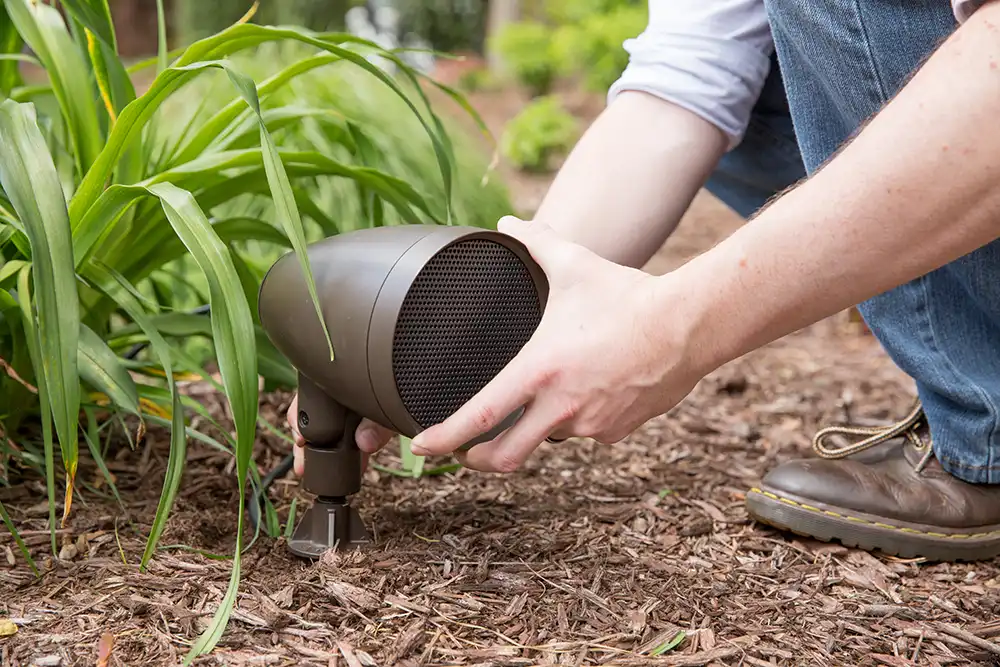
[501,95,579,172]
[493,0,646,96]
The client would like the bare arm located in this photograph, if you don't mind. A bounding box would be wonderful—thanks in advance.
[676,1,1000,374]
[533,91,728,268]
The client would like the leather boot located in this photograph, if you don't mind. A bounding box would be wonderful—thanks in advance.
[746,402,1000,562]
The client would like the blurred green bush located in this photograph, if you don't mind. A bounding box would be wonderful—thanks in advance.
[174,0,362,43]
[552,4,647,93]
[395,0,489,55]
[490,21,557,97]
[501,96,579,172]
[496,0,646,96]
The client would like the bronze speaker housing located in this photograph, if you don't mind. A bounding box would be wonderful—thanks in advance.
[258,224,548,557]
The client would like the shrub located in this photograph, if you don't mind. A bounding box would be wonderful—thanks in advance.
[173,0,361,43]
[457,65,498,93]
[490,21,557,97]
[501,96,579,172]
[395,0,489,55]
[553,4,647,93]
[534,0,641,25]
[0,0,505,660]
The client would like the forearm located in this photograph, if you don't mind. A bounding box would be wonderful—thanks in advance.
[533,91,728,268]
[672,2,1000,373]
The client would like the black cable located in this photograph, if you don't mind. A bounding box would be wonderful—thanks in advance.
[122,303,295,533]
[246,452,295,534]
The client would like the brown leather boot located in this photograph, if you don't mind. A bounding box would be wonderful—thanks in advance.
[746,402,1000,562]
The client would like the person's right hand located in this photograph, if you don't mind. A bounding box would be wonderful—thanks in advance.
[285,393,395,476]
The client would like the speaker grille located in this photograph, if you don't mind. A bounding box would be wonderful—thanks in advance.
[392,239,543,428]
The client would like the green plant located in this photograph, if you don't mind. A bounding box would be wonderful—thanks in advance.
[396,0,489,55]
[457,65,496,93]
[534,0,642,24]
[0,0,502,660]
[173,0,362,43]
[552,4,647,93]
[491,21,557,97]
[501,96,579,172]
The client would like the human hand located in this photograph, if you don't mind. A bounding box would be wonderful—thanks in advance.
[285,393,395,476]
[408,216,707,472]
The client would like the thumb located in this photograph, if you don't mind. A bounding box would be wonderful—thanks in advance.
[497,216,565,270]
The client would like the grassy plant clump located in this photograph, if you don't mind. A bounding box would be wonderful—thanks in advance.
[0,0,507,660]
[500,95,579,172]
[552,4,648,93]
[490,20,558,97]
[503,0,647,95]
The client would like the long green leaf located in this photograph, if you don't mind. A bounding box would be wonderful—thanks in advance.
[3,0,104,177]
[0,498,38,576]
[78,322,140,415]
[58,0,116,49]
[16,266,57,553]
[0,3,25,95]
[155,0,167,74]
[0,99,81,509]
[83,263,186,569]
[82,406,124,511]
[136,182,257,663]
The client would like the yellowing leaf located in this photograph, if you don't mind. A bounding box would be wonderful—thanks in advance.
[0,618,18,636]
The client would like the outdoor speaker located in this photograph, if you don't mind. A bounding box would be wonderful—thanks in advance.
[258,224,549,557]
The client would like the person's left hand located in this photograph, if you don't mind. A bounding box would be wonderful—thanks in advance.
[408,216,707,472]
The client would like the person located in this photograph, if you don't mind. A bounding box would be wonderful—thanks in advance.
[288,0,1000,562]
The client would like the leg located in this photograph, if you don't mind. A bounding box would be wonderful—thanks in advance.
[704,53,807,219]
[746,0,1000,560]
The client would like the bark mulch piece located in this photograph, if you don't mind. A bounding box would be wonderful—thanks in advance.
[4,92,1000,666]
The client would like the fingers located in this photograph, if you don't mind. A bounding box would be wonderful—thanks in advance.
[287,394,306,475]
[410,352,536,456]
[458,398,566,473]
[497,217,564,273]
[356,419,394,453]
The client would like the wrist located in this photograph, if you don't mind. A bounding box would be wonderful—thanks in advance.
[645,264,731,385]
[648,240,756,381]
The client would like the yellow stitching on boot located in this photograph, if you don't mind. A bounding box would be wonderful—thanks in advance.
[748,487,1000,539]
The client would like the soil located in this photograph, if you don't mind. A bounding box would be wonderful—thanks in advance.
[4,83,1000,667]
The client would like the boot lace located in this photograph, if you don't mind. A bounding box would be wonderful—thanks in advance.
[812,400,927,462]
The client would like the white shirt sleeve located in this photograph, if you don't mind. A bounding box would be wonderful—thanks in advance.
[953,0,988,21]
[608,0,987,151]
[607,0,775,151]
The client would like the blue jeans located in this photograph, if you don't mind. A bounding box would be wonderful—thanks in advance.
[704,0,1000,485]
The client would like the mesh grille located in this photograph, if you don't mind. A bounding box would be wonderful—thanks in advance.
[392,239,543,428]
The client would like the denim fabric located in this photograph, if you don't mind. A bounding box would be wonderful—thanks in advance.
[704,0,1000,484]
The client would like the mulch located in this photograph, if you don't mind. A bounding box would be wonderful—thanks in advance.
[4,88,1000,667]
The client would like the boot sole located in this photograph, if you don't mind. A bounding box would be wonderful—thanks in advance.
[746,486,1000,562]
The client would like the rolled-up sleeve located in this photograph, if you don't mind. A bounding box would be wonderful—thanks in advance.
[607,0,775,151]
[953,0,989,21]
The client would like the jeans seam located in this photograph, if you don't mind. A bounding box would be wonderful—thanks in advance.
[920,274,1000,479]
[850,0,890,102]
[936,453,1000,471]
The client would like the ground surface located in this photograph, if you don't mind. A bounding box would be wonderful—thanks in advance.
[4,84,1000,667]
